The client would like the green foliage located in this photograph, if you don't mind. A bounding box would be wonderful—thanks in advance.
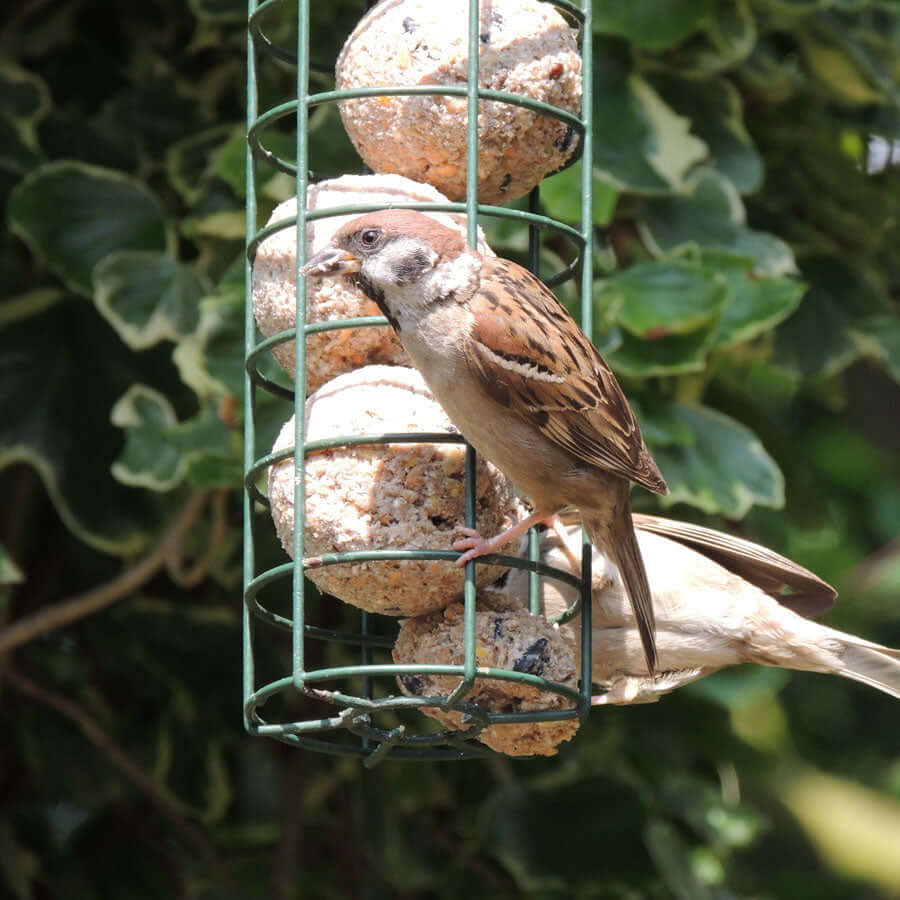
[1,0,899,898]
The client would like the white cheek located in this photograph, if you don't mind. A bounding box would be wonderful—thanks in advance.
[430,252,481,299]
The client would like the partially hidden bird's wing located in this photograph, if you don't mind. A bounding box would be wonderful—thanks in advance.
[466,257,667,494]
[632,514,838,618]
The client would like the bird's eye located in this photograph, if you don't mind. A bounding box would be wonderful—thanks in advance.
[359,228,381,248]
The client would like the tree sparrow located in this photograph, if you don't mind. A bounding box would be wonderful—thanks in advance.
[502,515,900,704]
[300,209,668,670]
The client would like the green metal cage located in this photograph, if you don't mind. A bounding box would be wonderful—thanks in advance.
[243,0,596,763]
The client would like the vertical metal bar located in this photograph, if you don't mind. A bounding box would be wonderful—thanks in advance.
[527,188,541,277]
[448,0,482,707]
[579,0,594,709]
[243,0,260,730]
[464,0,480,249]
[292,0,311,690]
[528,527,541,616]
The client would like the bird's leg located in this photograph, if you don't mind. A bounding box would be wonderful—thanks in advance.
[546,515,614,590]
[452,508,558,567]
[546,514,583,575]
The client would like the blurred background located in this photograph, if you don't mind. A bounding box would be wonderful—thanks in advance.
[1,0,899,897]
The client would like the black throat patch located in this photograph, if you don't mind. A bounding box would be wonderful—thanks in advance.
[349,273,401,334]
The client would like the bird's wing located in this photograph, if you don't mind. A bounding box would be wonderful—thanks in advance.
[465,257,667,494]
[632,514,838,618]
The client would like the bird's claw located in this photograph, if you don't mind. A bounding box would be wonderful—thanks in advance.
[452,528,496,567]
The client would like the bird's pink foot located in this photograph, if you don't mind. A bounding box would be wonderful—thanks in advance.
[451,509,558,568]
[452,528,505,567]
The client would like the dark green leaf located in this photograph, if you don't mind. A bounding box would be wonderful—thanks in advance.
[648,74,763,193]
[668,0,757,76]
[111,385,238,491]
[106,76,208,155]
[0,545,24,586]
[8,162,171,296]
[602,261,729,337]
[0,63,50,174]
[0,62,51,122]
[540,161,619,227]
[167,124,239,204]
[607,327,717,377]
[0,301,159,553]
[593,0,717,50]
[173,278,287,455]
[851,314,900,384]
[774,257,893,378]
[592,53,707,194]
[0,288,67,329]
[638,169,795,275]
[93,251,207,350]
[798,31,885,105]
[704,254,807,348]
[649,403,784,515]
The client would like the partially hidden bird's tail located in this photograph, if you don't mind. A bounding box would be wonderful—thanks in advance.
[819,629,900,699]
[582,492,658,673]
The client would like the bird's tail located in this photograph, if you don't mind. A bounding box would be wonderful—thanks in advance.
[582,493,657,673]
[815,628,900,699]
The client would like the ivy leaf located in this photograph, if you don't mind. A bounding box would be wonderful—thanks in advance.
[92,251,208,350]
[214,127,293,199]
[600,261,729,338]
[174,280,246,400]
[638,169,795,275]
[668,0,757,76]
[0,300,160,554]
[798,31,884,105]
[539,161,618,227]
[0,545,24,586]
[704,254,807,348]
[738,35,805,103]
[0,288,67,330]
[173,276,287,456]
[648,74,763,194]
[851,315,900,385]
[166,124,238,205]
[0,62,50,174]
[592,0,717,50]
[592,52,707,195]
[774,257,893,379]
[8,162,171,296]
[111,385,239,491]
[106,75,208,156]
[648,403,784,516]
[607,327,717,377]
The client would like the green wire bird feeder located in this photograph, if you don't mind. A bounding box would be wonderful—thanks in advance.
[243,0,597,763]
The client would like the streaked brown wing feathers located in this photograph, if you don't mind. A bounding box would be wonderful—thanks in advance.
[632,514,838,618]
[467,258,661,490]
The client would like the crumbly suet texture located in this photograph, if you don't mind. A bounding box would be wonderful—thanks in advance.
[393,602,580,756]
[251,176,491,392]
[268,366,521,615]
[336,0,582,203]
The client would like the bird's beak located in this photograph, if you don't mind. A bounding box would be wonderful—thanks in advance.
[299,247,361,278]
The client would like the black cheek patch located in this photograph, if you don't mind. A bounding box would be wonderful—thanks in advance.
[392,249,431,285]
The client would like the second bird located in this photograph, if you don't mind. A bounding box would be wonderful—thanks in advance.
[300,209,668,671]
